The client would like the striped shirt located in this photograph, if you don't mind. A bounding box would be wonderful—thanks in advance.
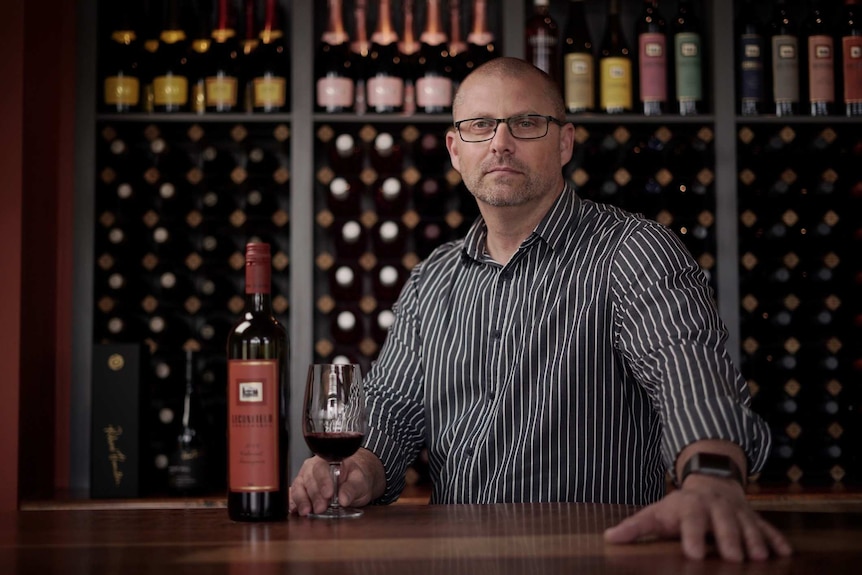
[363,186,771,506]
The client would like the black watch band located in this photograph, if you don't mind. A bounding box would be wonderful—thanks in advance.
[679,452,745,487]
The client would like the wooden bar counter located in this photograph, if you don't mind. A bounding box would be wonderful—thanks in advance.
[2,500,861,574]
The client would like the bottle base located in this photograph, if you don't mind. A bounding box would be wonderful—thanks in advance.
[227,491,287,522]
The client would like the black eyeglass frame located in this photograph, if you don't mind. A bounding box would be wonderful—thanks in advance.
[453,114,567,143]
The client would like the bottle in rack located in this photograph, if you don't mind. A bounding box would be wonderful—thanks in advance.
[205,0,242,113]
[101,4,142,113]
[367,0,404,113]
[637,0,668,116]
[673,0,703,115]
[416,0,453,114]
[737,0,766,116]
[842,0,862,116]
[771,0,800,116]
[168,349,209,495]
[350,0,372,113]
[466,0,497,73]
[599,0,633,114]
[250,0,289,113]
[187,1,212,114]
[316,0,355,113]
[525,0,560,85]
[398,0,420,113]
[227,242,289,522]
[562,0,594,114]
[151,0,191,113]
[804,0,835,117]
[448,0,469,85]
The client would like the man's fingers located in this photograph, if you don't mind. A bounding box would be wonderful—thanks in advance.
[603,507,667,543]
[679,509,708,560]
[708,503,743,562]
[756,516,794,557]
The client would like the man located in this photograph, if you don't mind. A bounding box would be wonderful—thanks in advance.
[290,58,792,562]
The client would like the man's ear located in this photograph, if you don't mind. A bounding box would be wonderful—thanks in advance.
[446,128,461,173]
[559,122,575,167]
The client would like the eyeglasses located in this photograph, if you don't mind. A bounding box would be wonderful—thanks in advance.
[453,114,566,143]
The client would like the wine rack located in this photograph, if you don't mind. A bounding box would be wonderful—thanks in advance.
[94,119,291,493]
[71,0,862,499]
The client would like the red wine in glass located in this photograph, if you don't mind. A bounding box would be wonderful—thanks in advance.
[302,363,366,519]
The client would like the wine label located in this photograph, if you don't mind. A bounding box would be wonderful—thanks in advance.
[639,33,667,103]
[843,36,862,103]
[416,75,453,108]
[205,76,239,107]
[675,32,702,102]
[808,35,834,104]
[316,76,355,108]
[739,33,765,104]
[253,76,287,108]
[153,75,189,106]
[367,76,404,108]
[104,76,140,106]
[228,359,280,492]
[772,35,799,103]
[564,53,594,111]
[600,57,632,111]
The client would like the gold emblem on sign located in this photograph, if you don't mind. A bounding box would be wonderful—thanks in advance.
[107,354,125,371]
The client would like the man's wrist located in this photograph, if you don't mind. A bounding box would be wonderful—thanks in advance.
[678,452,746,488]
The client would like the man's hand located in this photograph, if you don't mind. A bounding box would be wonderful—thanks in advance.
[603,475,793,562]
[289,448,386,516]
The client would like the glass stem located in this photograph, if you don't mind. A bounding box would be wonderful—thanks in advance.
[329,462,342,509]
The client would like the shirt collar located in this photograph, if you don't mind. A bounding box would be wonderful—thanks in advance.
[461,184,581,264]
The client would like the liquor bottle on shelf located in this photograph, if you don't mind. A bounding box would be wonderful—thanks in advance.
[372,264,407,302]
[416,0,453,114]
[187,0,212,115]
[168,349,209,495]
[316,0,355,113]
[525,0,560,85]
[398,0,420,114]
[466,0,497,73]
[151,0,191,113]
[448,0,469,85]
[562,0,594,114]
[599,0,633,114]
[737,0,767,116]
[637,0,668,116]
[372,220,408,258]
[415,130,449,173]
[350,0,372,113]
[226,242,289,522]
[771,0,800,116]
[240,0,259,57]
[370,308,396,345]
[250,0,289,113]
[842,0,862,116]
[369,131,404,174]
[333,220,368,258]
[673,0,702,115]
[325,175,364,216]
[330,264,362,301]
[205,0,242,113]
[101,4,142,113]
[373,177,408,215]
[327,131,364,174]
[804,0,835,117]
[330,309,362,344]
[139,0,162,112]
[414,176,447,215]
[367,0,404,113]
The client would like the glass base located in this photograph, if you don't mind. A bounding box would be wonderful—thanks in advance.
[308,505,364,519]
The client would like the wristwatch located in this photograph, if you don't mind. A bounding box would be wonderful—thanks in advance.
[679,453,746,487]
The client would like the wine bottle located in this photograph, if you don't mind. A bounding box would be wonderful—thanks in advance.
[187,0,212,114]
[803,0,835,117]
[737,0,767,116]
[562,0,594,114]
[448,0,469,85]
[599,0,633,114]
[168,349,209,494]
[334,220,368,258]
[367,0,404,113]
[250,0,289,113]
[673,0,702,115]
[398,0,420,114]
[372,264,406,302]
[370,308,396,344]
[525,0,560,84]
[328,132,364,174]
[466,0,497,73]
[369,131,404,174]
[331,309,362,344]
[316,0,355,113]
[771,0,800,116]
[101,4,142,112]
[326,175,364,216]
[637,0,668,116]
[842,0,862,116]
[139,0,162,112]
[350,0,372,113]
[205,0,242,113]
[330,264,362,301]
[416,0,453,114]
[373,176,408,215]
[152,0,191,113]
[227,242,289,522]
[372,220,408,257]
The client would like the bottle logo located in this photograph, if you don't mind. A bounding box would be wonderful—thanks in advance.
[317,77,354,107]
[815,45,831,59]
[105,77,140,106]
[416,76,453,108]
[852,46,862,59]
[645,42,663,58]
[367,76,404,107]
[779,44,796,59]
[745,44,760,58]
[680,42,698,58]
[254,76,287,108]
[153,76,189,106]
[206,77,238,106]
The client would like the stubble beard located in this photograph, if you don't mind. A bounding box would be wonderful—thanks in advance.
[465,161,545,208]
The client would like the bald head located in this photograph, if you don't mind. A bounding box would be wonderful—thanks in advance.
[453,57,566,120]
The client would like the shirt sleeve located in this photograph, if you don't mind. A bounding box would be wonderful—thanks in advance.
[361,264,427,504]
[610,220,771,482]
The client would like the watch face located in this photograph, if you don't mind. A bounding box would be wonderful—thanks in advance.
[682,452,744,485]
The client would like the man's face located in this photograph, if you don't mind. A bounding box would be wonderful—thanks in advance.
[445,74,574,209]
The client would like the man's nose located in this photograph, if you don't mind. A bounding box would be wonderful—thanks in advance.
[489,120,516,151]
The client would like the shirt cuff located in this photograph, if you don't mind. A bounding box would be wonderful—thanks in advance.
[362,425,410,504]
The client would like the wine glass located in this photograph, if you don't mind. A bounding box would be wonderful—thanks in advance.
[302,363,367,519]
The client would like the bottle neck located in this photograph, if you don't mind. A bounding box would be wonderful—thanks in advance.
[246,292,273,314]
[324,0,348,44]
[469,0,493,45]
[421,0,446,46]
[372,0,398,45]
